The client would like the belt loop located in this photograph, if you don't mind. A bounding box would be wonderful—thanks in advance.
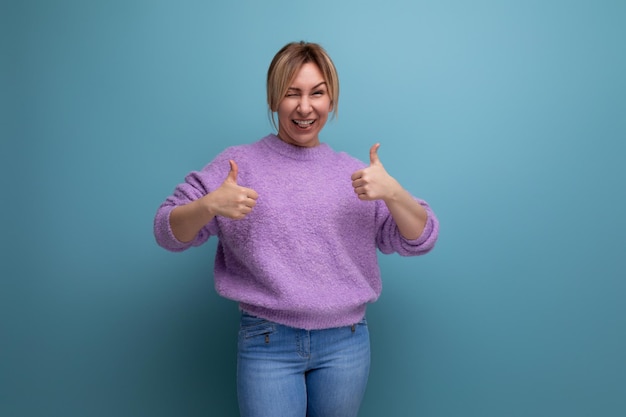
[351,324,356,333]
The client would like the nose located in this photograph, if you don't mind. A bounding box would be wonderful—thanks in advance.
[297,96,312,114]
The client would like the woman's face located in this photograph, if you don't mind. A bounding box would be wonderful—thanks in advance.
[276,62,332,148]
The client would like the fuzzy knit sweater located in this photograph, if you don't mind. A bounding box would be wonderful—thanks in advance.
[154,134,439,330]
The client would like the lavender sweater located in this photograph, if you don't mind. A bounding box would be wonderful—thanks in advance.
[154,134,439,330]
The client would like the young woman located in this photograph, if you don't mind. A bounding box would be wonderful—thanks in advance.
[154,41,439,417]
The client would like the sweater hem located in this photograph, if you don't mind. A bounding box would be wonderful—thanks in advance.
[239,302,368,331]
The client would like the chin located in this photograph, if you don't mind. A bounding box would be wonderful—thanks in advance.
[280,129,319,147]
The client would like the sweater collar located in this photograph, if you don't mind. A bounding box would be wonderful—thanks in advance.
[262,134,333,161]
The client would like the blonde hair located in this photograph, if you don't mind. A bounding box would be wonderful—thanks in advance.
[266,41,339,130]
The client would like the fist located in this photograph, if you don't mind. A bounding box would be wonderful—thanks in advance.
[350,143,398,201]
[208,160,259,219]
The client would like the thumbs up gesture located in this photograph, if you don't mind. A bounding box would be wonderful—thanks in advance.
[208,160,259,219]
[351,143,399,201]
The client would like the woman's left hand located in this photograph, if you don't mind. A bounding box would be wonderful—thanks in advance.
[351,143,428,240]
[351,143,400,202]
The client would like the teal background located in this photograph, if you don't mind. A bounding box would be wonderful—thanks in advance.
[2,0,625,416]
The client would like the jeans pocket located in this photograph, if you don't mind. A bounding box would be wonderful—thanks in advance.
[353,316,367,329]
[239,313,276,339]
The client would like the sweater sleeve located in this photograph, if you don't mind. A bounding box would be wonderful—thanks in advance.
[153,152,232,252]
[375,197,439,256]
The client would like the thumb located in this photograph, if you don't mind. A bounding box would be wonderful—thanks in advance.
[226,159,238,183]
[369,143,381,166]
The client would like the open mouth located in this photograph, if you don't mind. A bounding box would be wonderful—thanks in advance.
[293,119,315,129]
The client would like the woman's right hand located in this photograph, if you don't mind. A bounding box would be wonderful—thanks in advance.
[203,160,258,220]
[169,160,258,242]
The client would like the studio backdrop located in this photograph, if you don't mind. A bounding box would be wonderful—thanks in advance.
[3,1,625,416]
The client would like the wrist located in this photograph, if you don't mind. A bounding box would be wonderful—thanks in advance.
[197,194,217,219]
[382,179,403,204]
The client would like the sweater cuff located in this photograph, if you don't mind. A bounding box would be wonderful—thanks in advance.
[404,211,435,247]
[154,206,193,252]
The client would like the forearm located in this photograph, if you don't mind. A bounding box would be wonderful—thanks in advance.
[383,183,428,240]
[169,198,215,243]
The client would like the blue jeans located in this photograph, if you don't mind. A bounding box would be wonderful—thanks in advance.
[237,312,371,417]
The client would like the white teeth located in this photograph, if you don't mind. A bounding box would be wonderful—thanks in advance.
[294,120,314,125]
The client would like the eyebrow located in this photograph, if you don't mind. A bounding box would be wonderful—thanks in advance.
[287,82,327,91]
